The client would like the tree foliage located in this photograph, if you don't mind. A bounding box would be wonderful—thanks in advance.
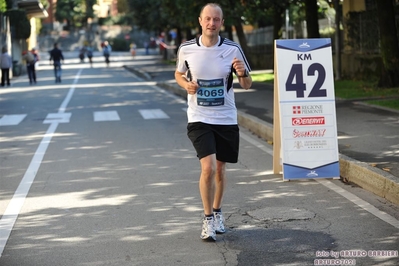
[125,0,327,50]
[0,0,7,13]
[117,0,130,14]
[86,0,96,18]
[375,0,399,87]
[55,0,93,29]
[5,10,31,39]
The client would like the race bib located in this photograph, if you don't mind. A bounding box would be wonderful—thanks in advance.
[196,79,225,107]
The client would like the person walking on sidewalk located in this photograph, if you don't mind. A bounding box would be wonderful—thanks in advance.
[174,3,252,242]
[0,46,12,86]
[49,43,64,83]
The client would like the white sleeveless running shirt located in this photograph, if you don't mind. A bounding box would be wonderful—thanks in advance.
[176,36,251,125]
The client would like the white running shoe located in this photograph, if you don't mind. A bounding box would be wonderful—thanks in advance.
[201,216,216,241]
[214,212,226,234]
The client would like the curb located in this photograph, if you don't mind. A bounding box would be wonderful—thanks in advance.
[126,66,399,206]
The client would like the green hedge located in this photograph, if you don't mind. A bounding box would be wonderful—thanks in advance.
[108,38,130,51]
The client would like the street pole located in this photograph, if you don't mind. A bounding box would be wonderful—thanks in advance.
[285,9,290,39]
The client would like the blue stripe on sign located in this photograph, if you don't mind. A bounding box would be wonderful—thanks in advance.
[276,38,331,52]
[283,161,340,180]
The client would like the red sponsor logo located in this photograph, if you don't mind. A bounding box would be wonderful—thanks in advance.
[292,117,325,126]
[293,129,326,138]
[292,106,301,114]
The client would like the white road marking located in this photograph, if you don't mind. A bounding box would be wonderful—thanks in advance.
[240,130,399,230]
[0,69,83,257]
[0,114,27,126]
[0,123,58,256]
[139,109,170,119]
[316,179,399,229]
[240,131,273,156]
[94,111,120,122]
[43,113,72,124]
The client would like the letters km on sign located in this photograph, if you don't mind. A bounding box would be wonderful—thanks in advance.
[273,38,340,181]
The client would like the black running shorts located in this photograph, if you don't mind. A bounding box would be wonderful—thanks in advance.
[187,122,239,163]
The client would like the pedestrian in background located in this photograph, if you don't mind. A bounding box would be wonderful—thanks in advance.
[30,48,39,83]
[144,41,149,55]
[22,50,36,84]
[102,41,112,66]
[22,48,40,84]
[174,3,252,242]
[79,45,86,62]
[49,43,64,83]
[0,46,12,86]
[130,42,137,57]
[86,45,94,67]
[31,48,40,65]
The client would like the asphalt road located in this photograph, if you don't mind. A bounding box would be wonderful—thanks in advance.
[0,52,398,265]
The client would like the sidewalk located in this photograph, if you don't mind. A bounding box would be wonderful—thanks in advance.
[123,54,399,206]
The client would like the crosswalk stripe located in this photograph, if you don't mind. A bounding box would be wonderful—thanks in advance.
[43,113,72,124]
[1,108,176,125]
[139,109,170,119]
[0,114,27,126]
[94,111,120,121]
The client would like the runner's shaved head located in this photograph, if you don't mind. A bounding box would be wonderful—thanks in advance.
[200,3,223,19]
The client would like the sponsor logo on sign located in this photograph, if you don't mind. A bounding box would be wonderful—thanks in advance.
[293,129,326,138]
[306,171,318,177]
[292,117,325,126]
[299,42,310,48]
[304,140,328,149]
[292,105,323,114]
[292,106,301,114]
[294,140,328,149]
[294,141,303,149]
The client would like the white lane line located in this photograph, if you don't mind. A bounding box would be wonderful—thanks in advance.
[139,109,170,119]
[59,69,82,113]
[0,114,27,126]
[0,123,58,256]
[240,131,399,230]
[94,111,120,122]
[0,69,83,257]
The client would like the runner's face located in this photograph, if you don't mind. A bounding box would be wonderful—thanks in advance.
[199,6,223,38]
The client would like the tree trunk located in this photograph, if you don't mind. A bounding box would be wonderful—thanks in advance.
[375,0,399,87]
[272,5,284,40]
[234,22,253,67]
[175,27,183,47]
[225,25,233,41]
[334,0,342,80]
[305,0,320,38]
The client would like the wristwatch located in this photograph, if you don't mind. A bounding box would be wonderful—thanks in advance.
[238,69,249,78]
